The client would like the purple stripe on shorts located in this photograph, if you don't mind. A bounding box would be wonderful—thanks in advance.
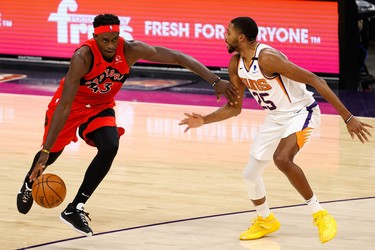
[302,101,318,129]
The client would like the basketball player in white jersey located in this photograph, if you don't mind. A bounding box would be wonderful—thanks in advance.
[180,17,373,243]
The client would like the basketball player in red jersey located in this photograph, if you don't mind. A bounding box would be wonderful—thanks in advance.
[180,17,373,243]
[16,13,239,236]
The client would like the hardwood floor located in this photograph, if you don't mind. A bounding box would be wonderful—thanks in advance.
[0,93,374,249]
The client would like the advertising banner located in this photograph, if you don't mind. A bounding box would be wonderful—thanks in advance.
[0,0,338,73]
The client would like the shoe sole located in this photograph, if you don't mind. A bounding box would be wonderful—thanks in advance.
[320,222,337,243]
[59,214,93,237]
[239,224,281,240]
[321,231,337,244]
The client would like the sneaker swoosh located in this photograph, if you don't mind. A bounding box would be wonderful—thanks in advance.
[25,183,32,190]
[64,211,74,216]
[294,108,303,114]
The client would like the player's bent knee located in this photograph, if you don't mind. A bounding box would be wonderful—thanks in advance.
[273,154,291,171]
[99,143,119,159]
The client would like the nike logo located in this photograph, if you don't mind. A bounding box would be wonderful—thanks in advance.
[64,211,74,216]
[295,108,303,113]
[18,183,31,193]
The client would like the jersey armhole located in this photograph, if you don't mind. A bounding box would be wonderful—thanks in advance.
[258,49,278,79]
[87,48,94,73]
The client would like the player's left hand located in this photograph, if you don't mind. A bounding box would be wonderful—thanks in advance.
[346,116,373,143]
[179,112,204,132]
[213,79,239,105]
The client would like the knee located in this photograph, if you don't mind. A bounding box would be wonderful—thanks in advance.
[98,142,119,159]
[242,168,250,181]
[273,153,291,173]
[242,166,258,182]
[242,157,269,182]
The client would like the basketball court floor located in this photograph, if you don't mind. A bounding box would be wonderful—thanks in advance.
[0,73,374,249]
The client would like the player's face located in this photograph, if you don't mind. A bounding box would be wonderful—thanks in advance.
[225,23,239,53]
[94,32,120,60]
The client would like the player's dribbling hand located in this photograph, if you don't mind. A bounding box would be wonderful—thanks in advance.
[29,153,49,181]
[213,79,239,105]
[179,112,204,132]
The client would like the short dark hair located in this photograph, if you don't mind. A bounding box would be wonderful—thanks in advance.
[231,17,258,41]
[93,14,120,28]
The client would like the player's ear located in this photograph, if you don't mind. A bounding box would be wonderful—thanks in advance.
[238,34,245,42]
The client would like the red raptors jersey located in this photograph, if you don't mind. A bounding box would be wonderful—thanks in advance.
[52,37,130,108]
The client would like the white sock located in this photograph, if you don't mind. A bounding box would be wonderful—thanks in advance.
[306,194,323,214]
[255,202,271,218]
[76,202,85,211]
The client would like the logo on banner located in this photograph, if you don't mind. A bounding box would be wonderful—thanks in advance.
[48,0,134,44]
[0,73,27,83]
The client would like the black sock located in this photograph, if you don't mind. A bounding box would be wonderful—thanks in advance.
[72,126,119,207]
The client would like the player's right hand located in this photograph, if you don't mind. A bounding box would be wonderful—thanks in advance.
[179,112,204,132]
[29,152,49,181]
[346,116,373,143]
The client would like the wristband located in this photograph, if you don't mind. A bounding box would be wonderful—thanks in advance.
[41,149,50,154]
[345,114,353,124]
[212,77,221,87]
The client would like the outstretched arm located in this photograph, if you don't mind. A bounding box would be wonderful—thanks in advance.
[124,40,239,104]
[179,54,246,132]
[259,49,373,143]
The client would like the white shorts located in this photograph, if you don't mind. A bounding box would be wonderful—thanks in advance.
[250,102,321,161]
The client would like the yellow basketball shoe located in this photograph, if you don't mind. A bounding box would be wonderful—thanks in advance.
[313,210,337,243]
[239,213,280,240]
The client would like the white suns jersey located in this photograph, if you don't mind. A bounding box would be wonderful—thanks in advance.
[238,43,316,114]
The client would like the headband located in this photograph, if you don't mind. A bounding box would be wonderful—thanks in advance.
[94,25,120,35]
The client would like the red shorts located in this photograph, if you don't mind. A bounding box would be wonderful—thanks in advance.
[43,101,124,152]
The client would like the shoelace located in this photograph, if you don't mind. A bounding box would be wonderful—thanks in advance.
[249,217,265,230]
[22,189,32,203]
[78,210,91,225]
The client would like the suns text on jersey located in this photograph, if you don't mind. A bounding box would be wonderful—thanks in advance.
[240,78,272,91]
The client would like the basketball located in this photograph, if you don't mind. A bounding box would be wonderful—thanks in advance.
[32,173,66,208]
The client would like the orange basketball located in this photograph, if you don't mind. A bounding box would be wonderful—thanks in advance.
[32,173,66,208]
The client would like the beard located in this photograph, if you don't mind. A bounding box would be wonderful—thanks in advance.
[226,42,237,54]
[227,46,236,53]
